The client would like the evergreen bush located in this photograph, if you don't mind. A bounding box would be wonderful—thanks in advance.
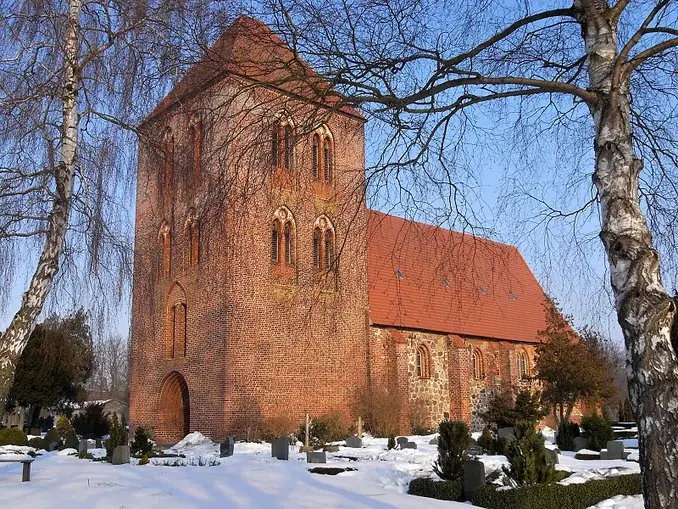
[433,420,470,481]
[55,416,73,440]
[62,429,79,450]
[502,421,556,486]
[581,414,613,451]
[476,426,496,453]
[71,403,109,439]
[0,427,28,446]
[556,421,580,451]
[44,427,62,449]
[105,414,128,460]
[130,426,154,456]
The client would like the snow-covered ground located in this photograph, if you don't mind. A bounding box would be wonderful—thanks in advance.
[0,432,642,508]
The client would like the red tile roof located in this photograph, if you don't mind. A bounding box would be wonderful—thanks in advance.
[145,16,363,123]
[368,210,548,343]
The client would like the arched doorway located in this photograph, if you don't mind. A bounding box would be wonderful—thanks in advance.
[158,371,190,444]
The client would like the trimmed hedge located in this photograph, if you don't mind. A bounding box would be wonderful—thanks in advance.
[472,474,641,509]
[408,477,463,501]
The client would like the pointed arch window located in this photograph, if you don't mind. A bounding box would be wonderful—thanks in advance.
[519,352,530,379]
[324,230,334,270]
[312,133,320,179]
[190,118,202,186]
[284,125,293,171]
[159,223,171,277]
[166,284,187,359]
[416,345,431,379]
[186,214,200,267]
[271,126,280,167]
[313,227,321,268]
[271,206,296,268]
[323,137,332,183]
[472,349,483,380]
[284,222,293,265]
[162,132,174,205]
[271,220,280,263]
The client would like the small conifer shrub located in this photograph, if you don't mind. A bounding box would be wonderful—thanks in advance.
[502,421,556,486]
[433,420,470,482]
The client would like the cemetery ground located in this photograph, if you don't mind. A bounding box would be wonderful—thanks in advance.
[0,430,643,508]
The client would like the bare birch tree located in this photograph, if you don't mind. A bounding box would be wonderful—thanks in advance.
[258,0,678,506]
[0,0,233,413]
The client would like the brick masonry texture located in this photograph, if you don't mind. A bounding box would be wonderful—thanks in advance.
[129,16,550,443]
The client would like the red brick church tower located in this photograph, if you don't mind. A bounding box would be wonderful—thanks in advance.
[129,16,370,443]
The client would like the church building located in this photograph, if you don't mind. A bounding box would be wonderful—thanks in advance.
[129,16,549,443]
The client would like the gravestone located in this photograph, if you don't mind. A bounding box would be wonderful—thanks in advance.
[112,445,130,465]
[573,436,588,452]
[220,436,234,458]
[95,438,102,448]
[272,437,289,460]
[429,436,439,446]
[545,448,559,466]
[463,459,486,500]
[467,444,483,457]
[396,436,409,445]
[48,442,59,452]
[306,451,327,464]
[497,427,515,442]
[78,439,88,454]
[575,450,600,460]
[399,441,417,450]
[607,441,624,460]
[345,435,363,448]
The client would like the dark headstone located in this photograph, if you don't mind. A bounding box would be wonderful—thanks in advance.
[545,448,559,466]
[575,450,600,460]
[396,436,409,445]
[429,436,439,446]
[272,437,289,460]
[467,444,483,457]
[112,445,130,465]
[306,451,327,464]
[399,441,417,450]
[345,435,363,448]
[78,439,88,454]
[573,436,588,452]
[497,427,515,442]
[220,436,234,458]
[606,441,624,460]
[48,442,59,452]
[463,459,486,500]
[95,438,102,448]
[323,445,340,453]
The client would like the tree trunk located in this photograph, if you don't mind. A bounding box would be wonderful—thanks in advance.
[0,0,82,415]
[581,5,678,507]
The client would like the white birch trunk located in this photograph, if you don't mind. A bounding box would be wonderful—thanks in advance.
[579,3,678,507]
[0,0,83,414]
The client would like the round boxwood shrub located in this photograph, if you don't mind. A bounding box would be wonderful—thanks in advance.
[0,427,28,446]
[28,436,48,450]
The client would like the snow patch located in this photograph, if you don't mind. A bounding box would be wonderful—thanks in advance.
[587,494,644,509]
[172,431,214,449]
